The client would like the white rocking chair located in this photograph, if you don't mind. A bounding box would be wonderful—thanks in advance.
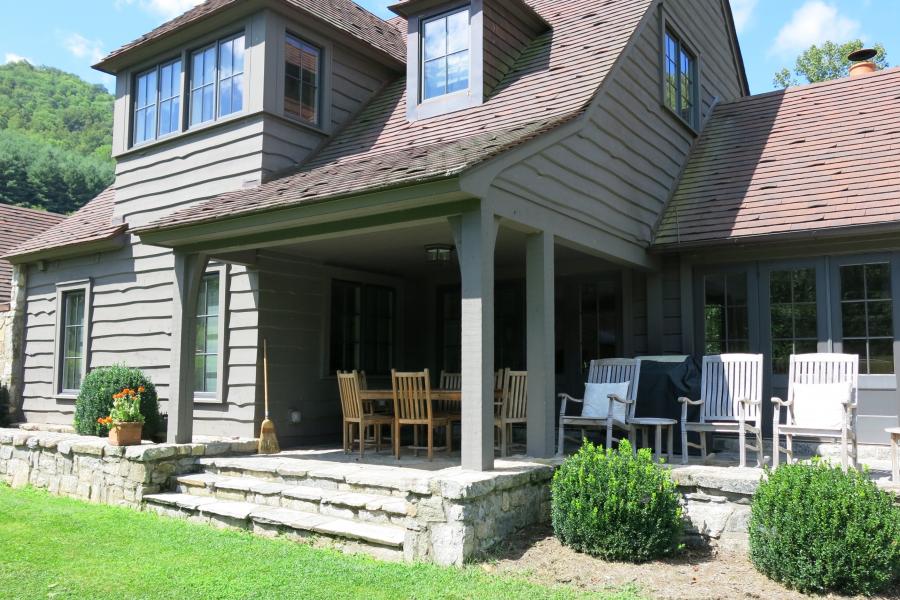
[772,353,858,470]
[557,355,687,455]
[679,354,764,467]
[557,358,637,455]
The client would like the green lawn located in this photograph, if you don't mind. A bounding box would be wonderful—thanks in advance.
[0,485,640,600]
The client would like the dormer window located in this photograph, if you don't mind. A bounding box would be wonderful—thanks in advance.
[133,59,182,145]
[284,34,321,126]
[189,33,245,127]
[662,27,698,129]
[422,7,470,101]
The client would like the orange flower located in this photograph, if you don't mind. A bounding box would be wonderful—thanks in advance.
[137,386,145,393]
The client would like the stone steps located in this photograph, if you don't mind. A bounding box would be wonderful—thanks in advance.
[143,491,407,561]
[174,472,413,525]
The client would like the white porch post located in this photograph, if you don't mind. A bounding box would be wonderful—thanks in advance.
[167,251,209,444]
[526,231,555,457]
[451,209,498,471]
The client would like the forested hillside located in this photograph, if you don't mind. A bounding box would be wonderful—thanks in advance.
[0,61,114,214]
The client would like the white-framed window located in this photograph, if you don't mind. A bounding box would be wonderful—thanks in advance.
[189,33,245,127]
[54,280,91,397]
[133,58,182,145]
[663,27,698,129]
[284,33,321,126]
[421,6,470,101]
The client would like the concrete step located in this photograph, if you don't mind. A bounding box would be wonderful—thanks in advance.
[175,472,412,525]
[144,492,407,561]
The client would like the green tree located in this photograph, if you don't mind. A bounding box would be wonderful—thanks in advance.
[0,60,114,213]
[774,40,888,88]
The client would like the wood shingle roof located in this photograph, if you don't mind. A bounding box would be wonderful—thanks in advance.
[654,67,900,248]
[137,0,654,234]
[0,204,65,307]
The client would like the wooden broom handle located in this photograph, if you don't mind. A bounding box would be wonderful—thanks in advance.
[263,338,269,418]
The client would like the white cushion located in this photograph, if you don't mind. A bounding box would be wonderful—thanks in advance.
[791,381,852,430]
[582,381,630,422]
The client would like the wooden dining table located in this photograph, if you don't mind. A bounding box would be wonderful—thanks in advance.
[358,389,502,402]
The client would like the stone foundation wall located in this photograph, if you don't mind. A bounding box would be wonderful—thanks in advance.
[406,464,555,564]
[669,465,760,551]
[0,428,255,508]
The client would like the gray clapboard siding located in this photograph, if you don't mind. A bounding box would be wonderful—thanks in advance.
[482,0,545,97]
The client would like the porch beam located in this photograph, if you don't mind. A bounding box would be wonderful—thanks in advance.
[167,251,209,444]
[451,209,499,471]
[526,231,555,457]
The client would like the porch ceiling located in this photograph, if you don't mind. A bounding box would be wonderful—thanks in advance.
[263,221,615,277]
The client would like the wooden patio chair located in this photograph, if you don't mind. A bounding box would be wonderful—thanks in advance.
[336,370,394,458]
[678,354,764,467]
[391,368,452,460]
[557,358,637,455]
[439,371,462,390]
[772,353,859,470]
[495,369,527,457]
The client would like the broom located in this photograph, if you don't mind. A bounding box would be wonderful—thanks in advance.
[257,338,280,454]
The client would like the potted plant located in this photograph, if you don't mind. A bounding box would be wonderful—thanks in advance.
[98,386,146,446]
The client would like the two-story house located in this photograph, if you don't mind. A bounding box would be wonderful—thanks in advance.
[8,0,899,470]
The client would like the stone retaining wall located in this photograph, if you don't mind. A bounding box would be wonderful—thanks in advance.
[0,428,255,508]
[403,464,554,563]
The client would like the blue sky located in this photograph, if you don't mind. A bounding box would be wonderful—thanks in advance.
[2,0,899,94]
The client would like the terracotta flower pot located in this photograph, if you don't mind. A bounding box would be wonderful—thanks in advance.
[108,421,143,446]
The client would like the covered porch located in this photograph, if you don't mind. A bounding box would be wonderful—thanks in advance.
[148,188,656,471]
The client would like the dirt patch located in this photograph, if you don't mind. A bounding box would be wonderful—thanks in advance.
[481,525,899,600]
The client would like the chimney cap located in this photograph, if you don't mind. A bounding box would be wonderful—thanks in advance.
[848,48,878,62]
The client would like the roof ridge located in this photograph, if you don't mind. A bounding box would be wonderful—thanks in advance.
[716,65,900,107]
[0,203,66,219]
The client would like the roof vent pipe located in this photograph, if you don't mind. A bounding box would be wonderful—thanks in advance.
[848,48,878,78]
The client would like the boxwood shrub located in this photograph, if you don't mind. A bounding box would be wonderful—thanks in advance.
[750,460,900,595]
[73,365,161,437]
[551,439,682,562]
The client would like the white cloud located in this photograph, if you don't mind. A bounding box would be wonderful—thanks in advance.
[4,52,32,64]
[63,33,106,64]
[115,0,203,19]
[772,1,860,56]
[730,0,758,33]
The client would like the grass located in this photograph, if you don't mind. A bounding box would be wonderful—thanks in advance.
[0,485,642,600]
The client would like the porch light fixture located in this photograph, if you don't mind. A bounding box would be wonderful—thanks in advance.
[424,244,454,266]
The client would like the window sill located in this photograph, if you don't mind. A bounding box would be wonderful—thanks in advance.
[55,393,78,402]
[194,394,224,405]
[277,111,329,137]
[114,110,260,159]
[661,103,699,136]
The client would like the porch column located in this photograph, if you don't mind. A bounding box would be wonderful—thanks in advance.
[526,231,555,457]
[167,251,209,444]
[451,209,498,471]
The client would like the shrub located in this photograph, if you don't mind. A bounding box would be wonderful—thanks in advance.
[73,366,161,437]
[750,460,900,595]
[551,439,683,562]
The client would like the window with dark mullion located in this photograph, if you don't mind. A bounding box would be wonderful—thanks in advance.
[190,33,244,127]
[663,29,697,128]
[60,290,86,392]
[703,273,749,354]
[133,58,182,146]
[769,268,818,374]
[840,263,894,374]
[284,34,321,125]
[330,281,394,376]
[421,6,470,101]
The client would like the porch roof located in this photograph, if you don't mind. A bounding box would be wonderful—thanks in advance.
[133,0,654,237]
[0,204,64,306]
[654,67,900,249]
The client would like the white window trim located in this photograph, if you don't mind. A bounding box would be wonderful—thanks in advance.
[53,279,92,401]
[194,264,229,404]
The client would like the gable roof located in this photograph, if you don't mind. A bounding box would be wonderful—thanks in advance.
[0,204,65,307]
[654,68,900,249]
[4,188,126,263]
[137,0,655,235]
[95,0,406,73]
